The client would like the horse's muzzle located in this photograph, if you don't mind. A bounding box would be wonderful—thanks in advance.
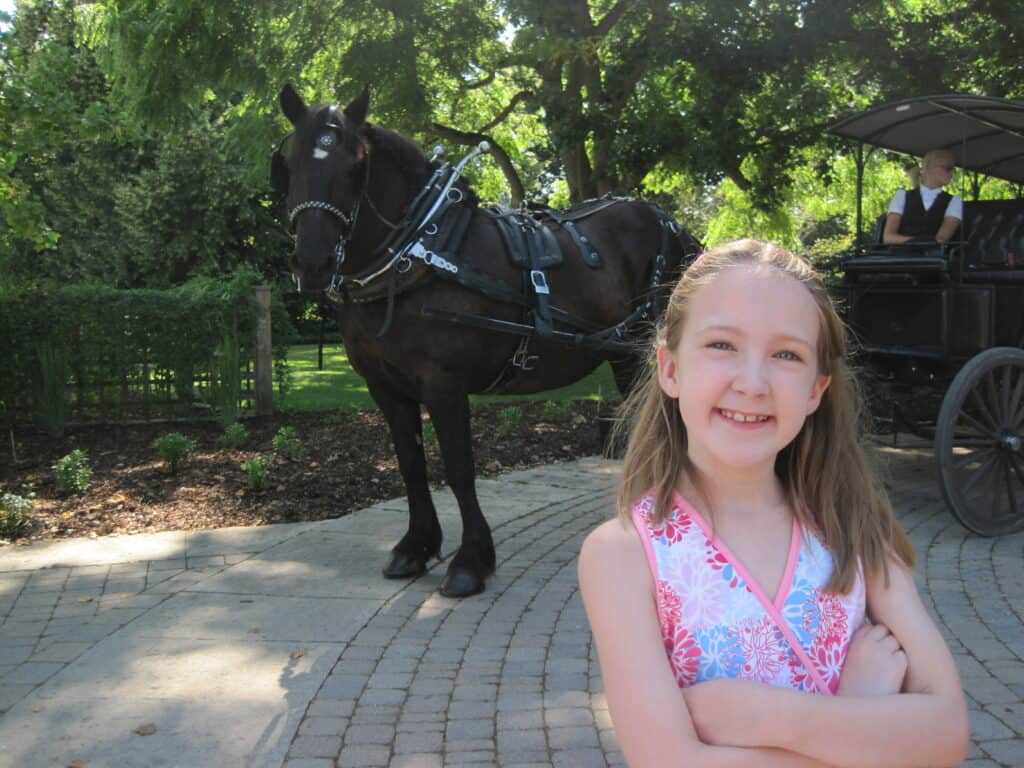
[289,256,335,293]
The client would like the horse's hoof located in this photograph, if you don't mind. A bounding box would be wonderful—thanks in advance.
[439,566,486,598]
[382,551,426,579]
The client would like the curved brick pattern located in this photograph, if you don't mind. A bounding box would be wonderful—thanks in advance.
[3,450,1024,766]
[288,490,619,767]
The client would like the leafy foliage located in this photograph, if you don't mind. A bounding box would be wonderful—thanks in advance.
[272,425,305,461]
[3,0,1021,306]
[0,268,295,430]
[0,491,34,540]
[541,400,573,421]
[496,405,522,436]
[154,432,196,472]
[241,455,271,491]
[220,421,250,449]
[53,448,91,495]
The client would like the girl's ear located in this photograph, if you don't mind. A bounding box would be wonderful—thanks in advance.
[806,374,832,415]
[656,343,681,399]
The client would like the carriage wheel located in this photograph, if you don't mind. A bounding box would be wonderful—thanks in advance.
[935,347,1024,536]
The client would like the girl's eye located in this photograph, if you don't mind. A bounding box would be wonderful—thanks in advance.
[707,341,734,351]
[775,350,803,362]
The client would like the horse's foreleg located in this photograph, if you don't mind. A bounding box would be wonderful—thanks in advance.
[426,393,495,598]
[368,382,443,578]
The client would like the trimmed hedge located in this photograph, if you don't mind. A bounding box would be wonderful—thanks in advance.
[0,269,296,433]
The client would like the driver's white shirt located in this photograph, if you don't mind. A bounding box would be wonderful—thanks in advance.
[888,184,963,220]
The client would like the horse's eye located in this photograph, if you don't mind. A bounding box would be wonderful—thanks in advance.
[317,132,337,150]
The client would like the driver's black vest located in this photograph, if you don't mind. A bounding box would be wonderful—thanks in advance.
[898,188,952,239]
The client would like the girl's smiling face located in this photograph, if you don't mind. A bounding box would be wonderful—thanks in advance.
[657,265,831,476]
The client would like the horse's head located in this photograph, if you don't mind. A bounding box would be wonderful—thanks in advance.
[271,84,370,292]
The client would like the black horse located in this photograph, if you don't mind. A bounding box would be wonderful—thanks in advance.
[272,84,700,597]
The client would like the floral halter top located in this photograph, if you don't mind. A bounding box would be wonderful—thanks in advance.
[631,491,865,695]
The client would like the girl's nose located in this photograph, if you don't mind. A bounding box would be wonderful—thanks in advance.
[732,356,769,395]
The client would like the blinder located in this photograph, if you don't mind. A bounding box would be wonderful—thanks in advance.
[269,133,292,194]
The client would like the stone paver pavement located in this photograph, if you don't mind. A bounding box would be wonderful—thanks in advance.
[0,448,1022,767]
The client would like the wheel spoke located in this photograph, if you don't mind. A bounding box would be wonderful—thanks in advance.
[952,447,994,470]
[1009,368,1024,429]
[985,370,1006,426]
[1008,451,1024,483]
[1001,366,1013,422]
[961,451,1002,498]
[968,388,998,431]
[957,410,996,439]
[952,436,997,448]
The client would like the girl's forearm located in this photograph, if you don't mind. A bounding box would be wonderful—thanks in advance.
[777,690,968,768]
[689,680,967,768]
[677,744,832,768]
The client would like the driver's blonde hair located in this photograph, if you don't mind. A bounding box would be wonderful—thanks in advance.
[909,148,956,187]
[611,239,913,593]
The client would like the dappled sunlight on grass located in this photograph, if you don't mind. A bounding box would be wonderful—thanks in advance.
[277,344,619,412]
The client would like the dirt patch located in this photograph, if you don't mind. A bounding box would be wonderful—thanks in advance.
[1,401,608,544]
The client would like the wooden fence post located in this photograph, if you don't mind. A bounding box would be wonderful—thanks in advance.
[254,286,274,416]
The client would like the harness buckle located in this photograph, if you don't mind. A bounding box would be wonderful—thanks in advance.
[530,270,550,295]
[512,336,538,371]
[407,241,429,261]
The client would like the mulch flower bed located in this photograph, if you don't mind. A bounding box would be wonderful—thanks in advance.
[0,401,608,544]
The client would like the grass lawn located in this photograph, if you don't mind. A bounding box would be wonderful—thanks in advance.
[275,344,620,412]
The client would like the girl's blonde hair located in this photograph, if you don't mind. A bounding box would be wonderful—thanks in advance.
[612,239,914,593]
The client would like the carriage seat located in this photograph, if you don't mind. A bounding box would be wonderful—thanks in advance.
[957,199,1024,279]
[849,200,1024,282]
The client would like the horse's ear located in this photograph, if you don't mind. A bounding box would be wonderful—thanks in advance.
[343,86,370,127]
[280,84,306,126]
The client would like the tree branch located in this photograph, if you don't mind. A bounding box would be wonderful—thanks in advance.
[725,165,750,191]
[476,90,534,133]
[595,0,630,37]
[462,70,495,90]
[431,123,525,207]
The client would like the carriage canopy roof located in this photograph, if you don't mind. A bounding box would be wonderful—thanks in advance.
[827,95,1024,184]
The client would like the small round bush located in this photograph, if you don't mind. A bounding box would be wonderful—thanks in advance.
[0,492,34,540]
[272,426,305,461]
[220,422,249,449]
[242,456,271,491]
[496,405,523,436]
[154,432,197,472]
[53,450,92,496]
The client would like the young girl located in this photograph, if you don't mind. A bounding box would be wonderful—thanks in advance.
[579,240,968,768]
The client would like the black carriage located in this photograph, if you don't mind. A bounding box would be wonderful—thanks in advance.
[827,95,1024,536]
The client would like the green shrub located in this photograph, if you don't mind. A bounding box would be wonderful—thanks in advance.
[154,432,197,472]
[53,449,91,495]
[0,492,34,540]
[220,422,249,449]
[496,405,522,436]
[272,426,305,461]
[541,400,573,421]
[242,456,271,491]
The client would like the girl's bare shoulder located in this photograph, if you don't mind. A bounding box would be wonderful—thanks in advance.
[579,515,647,573]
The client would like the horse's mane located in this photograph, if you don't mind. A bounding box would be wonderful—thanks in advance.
[366,123,479,206]
[365,124,432,185]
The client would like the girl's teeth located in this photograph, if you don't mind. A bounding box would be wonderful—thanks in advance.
[721,409,768,423]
